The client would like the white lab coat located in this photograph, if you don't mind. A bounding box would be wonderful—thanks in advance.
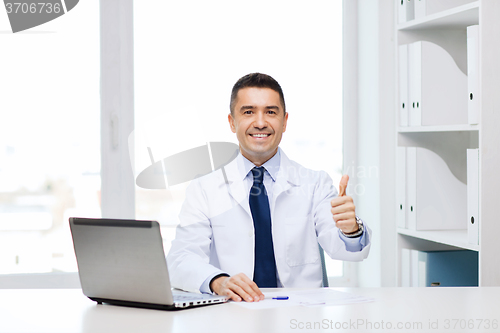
[167,150,371,292]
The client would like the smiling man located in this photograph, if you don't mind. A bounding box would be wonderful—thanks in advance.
[167,73,371,302]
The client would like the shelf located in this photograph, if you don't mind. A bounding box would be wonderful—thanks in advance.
[397,228,479,251]
[398,124,479,133]
[398,1,479,31]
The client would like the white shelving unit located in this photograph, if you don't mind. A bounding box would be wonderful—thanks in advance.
[395,0,500,287]
[398,2,479,30]
[398,124,478,133]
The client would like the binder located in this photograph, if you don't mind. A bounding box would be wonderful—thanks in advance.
[406,147,417,229]
[467,149,479,245]
[407,147,467,230]
[408,42,421,126]
[398,0,415,24]
[399,44,409,127]
[408,41,468,126]
[414,0,426,19]
[396,147,407,228]
[417,253,427,287]
[401,248,411,287]
[467,25,480,125]
[398,0,407,24]
[410,249,419,287]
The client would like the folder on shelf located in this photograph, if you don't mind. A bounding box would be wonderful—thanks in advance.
[467,149,479,245]
[467,25,480,125]
[408,42,422,126]
[398,0,406,24]
[410,249,419,287]
[402,249,429,287]
[399,44,409,127]
[396,147,407,228]
[414,0,426,19]
[401,248,411,287]
[406,147,417,229]
[408,41,468,126]
[406,147,467,230]
[398,0,415,24]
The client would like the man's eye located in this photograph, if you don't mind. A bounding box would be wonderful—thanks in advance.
[244,110,253,114]
[267,110,276,114]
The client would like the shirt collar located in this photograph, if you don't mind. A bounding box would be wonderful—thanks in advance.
[239,148,281,182]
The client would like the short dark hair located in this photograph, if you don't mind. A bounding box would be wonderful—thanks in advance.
[230,73,286,115]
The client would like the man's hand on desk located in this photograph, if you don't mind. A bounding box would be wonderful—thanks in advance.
[210,273,265,302]
[331,175,359,234]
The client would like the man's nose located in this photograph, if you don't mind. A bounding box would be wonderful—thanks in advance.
[253,112,267,128]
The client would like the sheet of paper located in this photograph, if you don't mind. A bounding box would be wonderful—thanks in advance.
[232,289,374,310]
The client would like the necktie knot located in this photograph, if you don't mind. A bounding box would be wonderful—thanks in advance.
[251,167,265,184]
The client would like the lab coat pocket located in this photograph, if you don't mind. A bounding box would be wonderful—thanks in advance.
[285,217,319,266]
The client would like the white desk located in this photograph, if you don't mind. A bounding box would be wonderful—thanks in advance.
[0,288,499,333]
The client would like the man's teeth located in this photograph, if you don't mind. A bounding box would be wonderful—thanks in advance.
[251,134,270,138]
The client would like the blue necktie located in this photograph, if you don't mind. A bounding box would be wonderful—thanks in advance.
[249,167,277,288]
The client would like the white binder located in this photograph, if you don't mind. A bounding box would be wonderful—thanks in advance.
[467,149,479,245]
[467,25,480,125]
[408,41,468,126]
[396,147,407,228]
[401,248,411,287]
[408,42,422,126]
[399,44,409,127]
[407,147,467,230]
[398,0,415,23]
[406,147,417,229]
[410,249,419,287]
[414,0,426,19]
[398,0,407,24]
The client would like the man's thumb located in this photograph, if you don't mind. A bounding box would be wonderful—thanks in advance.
[338,175,349,196]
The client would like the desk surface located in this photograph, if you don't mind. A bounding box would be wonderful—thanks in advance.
[0,287,499,333]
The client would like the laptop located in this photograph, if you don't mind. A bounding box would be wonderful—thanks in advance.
[69,217,229,310]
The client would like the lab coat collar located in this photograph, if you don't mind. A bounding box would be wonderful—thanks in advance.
[222,148,300,217]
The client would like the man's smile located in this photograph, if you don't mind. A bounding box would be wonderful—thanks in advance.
[250,133,271,138]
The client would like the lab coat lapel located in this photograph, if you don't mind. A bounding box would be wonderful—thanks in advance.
[271,151,300,219]
[223,157,252,218]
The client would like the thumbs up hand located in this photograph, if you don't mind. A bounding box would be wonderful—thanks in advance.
[338,174,348,197]
[330,175,359,234]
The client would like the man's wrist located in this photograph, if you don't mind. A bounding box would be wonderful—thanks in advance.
[209,273,230,293]
[340,216,364,238]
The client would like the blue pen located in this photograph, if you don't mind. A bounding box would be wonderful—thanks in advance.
[272,296,289,300]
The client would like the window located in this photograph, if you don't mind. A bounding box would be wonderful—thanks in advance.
[133,1,344,278]
[0,2,100,274]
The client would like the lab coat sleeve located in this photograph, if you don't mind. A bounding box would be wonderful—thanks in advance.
[313,171,372,261]
[166,180,227,293]
[338,224,370,252]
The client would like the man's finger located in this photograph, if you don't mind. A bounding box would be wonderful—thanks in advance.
[338,175,349,196]
[226,289,242,302]
[230,282,254,302]
[242,276,264,301]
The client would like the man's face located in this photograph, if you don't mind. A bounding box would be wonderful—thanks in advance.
[228,87,288,165]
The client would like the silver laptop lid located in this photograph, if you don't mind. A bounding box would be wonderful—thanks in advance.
[69,217,174,305]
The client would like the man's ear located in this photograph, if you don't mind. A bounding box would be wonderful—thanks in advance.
[282,112,288,133]
[228,113,236,133]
